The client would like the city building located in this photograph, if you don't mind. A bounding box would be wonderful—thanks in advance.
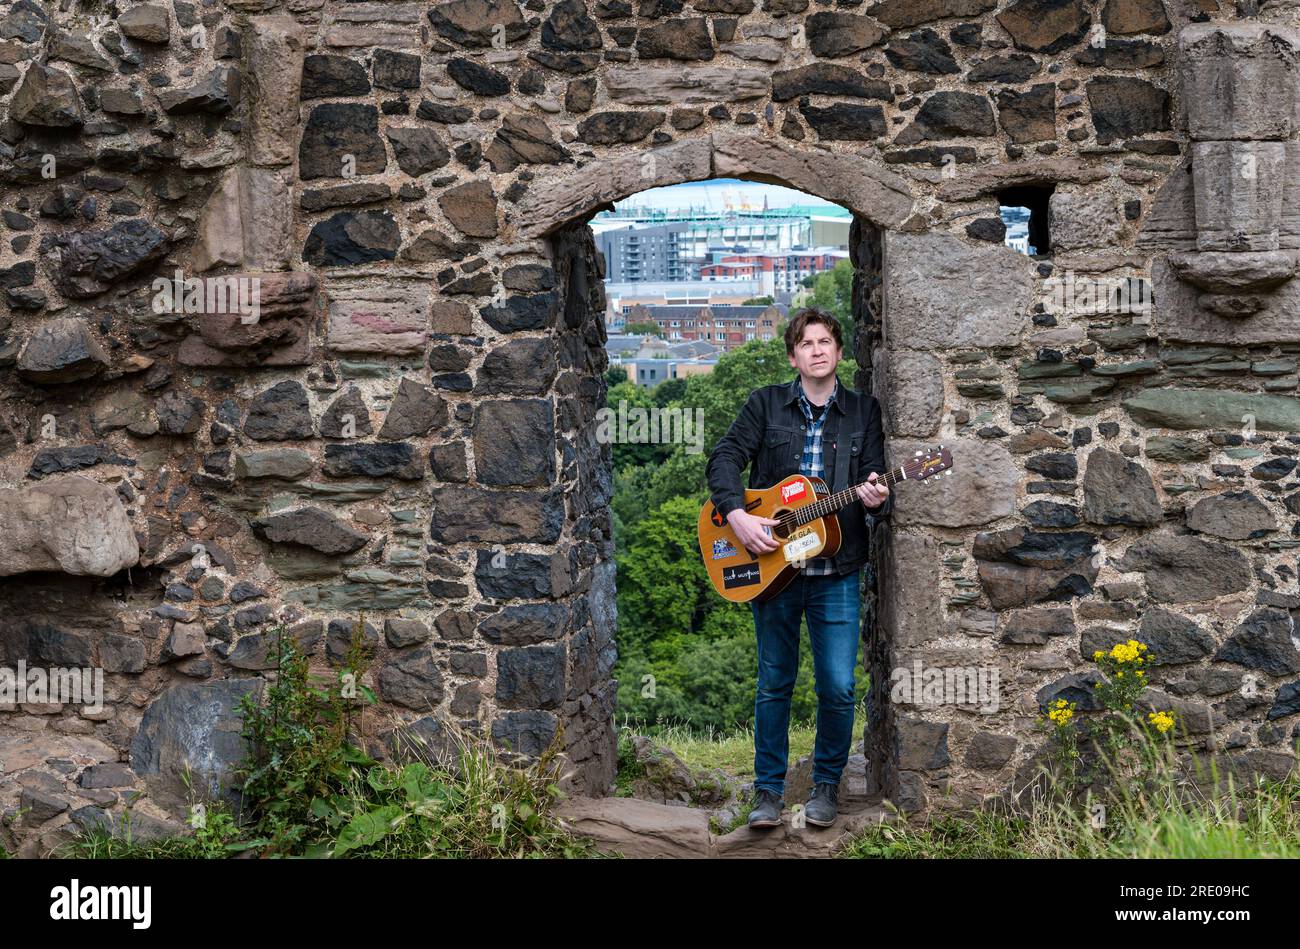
[592,204,851,285]
[621,303,787,352]
[595,222,697,283]
[604,335,720,387]
[604,279,769,325]
[699,247,850,296]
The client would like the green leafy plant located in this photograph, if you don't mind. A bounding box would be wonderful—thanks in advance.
[1036,638,1179,803]
[232,615,377,856]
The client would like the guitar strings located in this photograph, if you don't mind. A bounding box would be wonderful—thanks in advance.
[771,455,939,533]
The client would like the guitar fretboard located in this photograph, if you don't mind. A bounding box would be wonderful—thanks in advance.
[787,457,929,527]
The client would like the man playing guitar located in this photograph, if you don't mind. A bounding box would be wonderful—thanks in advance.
[705,307,891,830]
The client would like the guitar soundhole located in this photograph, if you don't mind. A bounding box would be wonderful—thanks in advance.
[771,508,793,540]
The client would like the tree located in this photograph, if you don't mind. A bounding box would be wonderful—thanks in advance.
[742,295,774,306]
[603,379,673,470]
[605,365,628,386]
[651,376,688,407]
[624,320,665,337]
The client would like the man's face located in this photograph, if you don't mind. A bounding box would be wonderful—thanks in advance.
[788,321,842,381]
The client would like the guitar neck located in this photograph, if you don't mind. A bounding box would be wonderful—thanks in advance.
[792,463,908,526]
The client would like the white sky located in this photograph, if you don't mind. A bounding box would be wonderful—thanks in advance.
[609,178,841,214]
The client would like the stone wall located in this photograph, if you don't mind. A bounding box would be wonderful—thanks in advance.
[1,0,1299,851]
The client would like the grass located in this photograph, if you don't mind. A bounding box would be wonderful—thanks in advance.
[617,708,869,784]
[614,709,871,836]
[840,736,1300,859]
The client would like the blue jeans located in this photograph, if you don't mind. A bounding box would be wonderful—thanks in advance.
[750,568,861,798]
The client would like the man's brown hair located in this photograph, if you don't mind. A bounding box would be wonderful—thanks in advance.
[784,306,844,356]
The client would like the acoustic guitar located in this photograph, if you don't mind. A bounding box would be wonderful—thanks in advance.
[697,446,954,603]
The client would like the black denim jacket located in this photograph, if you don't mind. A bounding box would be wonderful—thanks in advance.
[705,377,892,576]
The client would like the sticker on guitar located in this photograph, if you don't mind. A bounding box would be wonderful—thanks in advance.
[721,564,761,589]
[780,480,806,502]
[783,529,820,562]
[711,538,738,560]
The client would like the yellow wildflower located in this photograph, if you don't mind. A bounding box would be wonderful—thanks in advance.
[1148,711,1175,734]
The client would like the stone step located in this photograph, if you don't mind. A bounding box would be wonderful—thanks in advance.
[553,795,896,859]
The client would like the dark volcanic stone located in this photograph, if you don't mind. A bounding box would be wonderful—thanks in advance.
[17,317,110,383]
[155,391,205,436]
[244,381,314,441]
[1215,608,1300,676]
[1186,491,1276,540]
[473,399,556,487]
[896,91,996,143]
[1025,451,1077,481]
[973,527,1099,609]
[44,219,169,298]
[996,0,1090,53]
[373,49,421,90]
[996,83,1056,143]
[11,63,84,127]
[302,55,371,98]
[1073,39,1165,68]
[1116,532,1251,604]
[967,53,1040,83]
[323,442,424,479]
[771,63,892,102]
[866,0,997,28]
[320,386,374,438]
[885,29,960,74]
[1081,447,1163,526]
[635,17,714,59]
[481,292,558,332]
[427,0,532,48]
[447,57,511,95]
[576,111,665,144]
[805,12,887,58]
[386,127,451,177]
[799,103,887,140]
[496,644,566,709]
[1101,0,1170,36]
[379,377,448,439]
[303,210,400,266]
[251,507,370,555]
[1086,76,1170,145]
[28,444,134,479]
[380,648,445,709]
[157,67,240,114]
[298,103,387,180]
[1021,499,1080,527]
[543,0,602,50]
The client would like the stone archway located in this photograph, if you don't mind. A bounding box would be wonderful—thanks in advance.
[503,130,1027,808]
[525,132,920,800]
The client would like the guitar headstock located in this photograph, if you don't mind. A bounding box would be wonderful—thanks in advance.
[908,445,954,484]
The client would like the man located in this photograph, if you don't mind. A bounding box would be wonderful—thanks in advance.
[705,307,892,830]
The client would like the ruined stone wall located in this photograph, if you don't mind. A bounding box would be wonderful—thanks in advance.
[1,0,1298,852]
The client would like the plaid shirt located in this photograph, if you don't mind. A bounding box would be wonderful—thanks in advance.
[795,377,837,576]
